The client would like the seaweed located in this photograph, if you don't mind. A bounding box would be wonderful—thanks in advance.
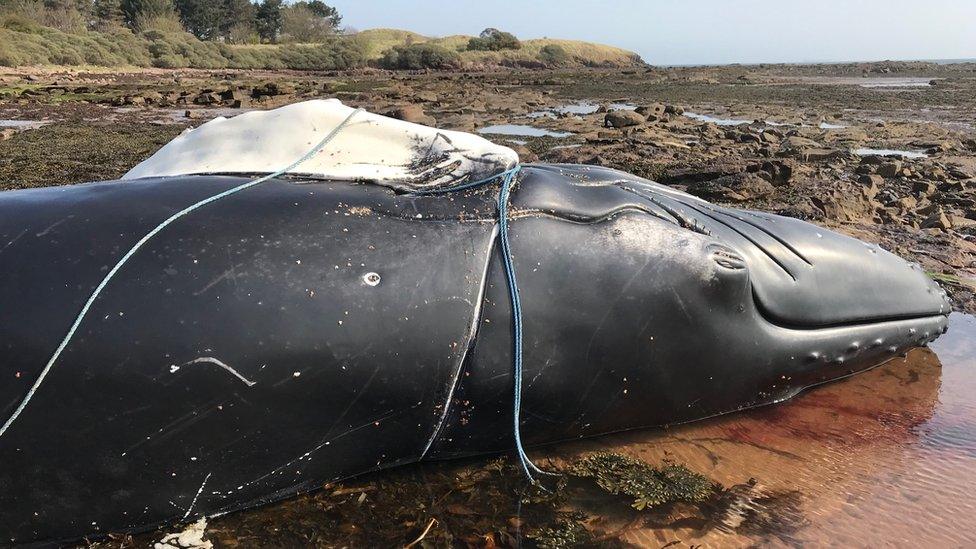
[570,452,714,510]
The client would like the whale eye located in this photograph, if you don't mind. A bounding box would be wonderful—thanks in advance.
[707,244,746,271]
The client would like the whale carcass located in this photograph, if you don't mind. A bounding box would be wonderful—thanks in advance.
[0,100,950,543]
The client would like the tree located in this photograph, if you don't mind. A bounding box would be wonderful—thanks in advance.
[302,0,338,26]
[217,0,253,39]
[255,0,282,42]
[280,1,336,43]
[120,0,176,27]
[467,27,521,51]
[91,0,126,28]
[173,0,222,39]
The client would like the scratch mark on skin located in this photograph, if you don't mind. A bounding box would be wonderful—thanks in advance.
[420,224,499,459]
[0,228,28,255]
[669,286,693,324]
[230,408,407,493]
[35,216,72,238]
[171,357,256,387]
[182,472,212,520]
[572,254,658,425]
[325,366,380,435]
[193,266,240,296]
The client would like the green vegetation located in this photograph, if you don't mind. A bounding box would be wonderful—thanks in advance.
[527,514,594,548]
[570,452,714,510]
[466,27,520,51]
[379,42,460,70]
[538,43,570,66]
[0,1,643,69]
[0,122,185,190]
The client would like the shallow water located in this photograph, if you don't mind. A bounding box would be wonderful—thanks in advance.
[0,119,47,129]
[538,312,976,546]
[859,78,934,88]
[683,111,752,126]
[182,314,976,546]
[855,147,929,159]
[527,103,600,118]
[477,124,573,138]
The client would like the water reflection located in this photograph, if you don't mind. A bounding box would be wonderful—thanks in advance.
[854,147,929,159]
[0,119,48,129]
[683,111,751,126]
[149,314,975,546]
[477,124,574,138]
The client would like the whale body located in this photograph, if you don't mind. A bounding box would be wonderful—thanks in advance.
[0,103,950,543]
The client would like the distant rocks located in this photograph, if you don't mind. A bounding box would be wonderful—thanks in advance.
[635,103,665,119]
[385,104,436,125]
[604,110,645,128]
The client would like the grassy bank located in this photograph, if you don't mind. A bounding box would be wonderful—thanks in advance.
[0,19,643,70]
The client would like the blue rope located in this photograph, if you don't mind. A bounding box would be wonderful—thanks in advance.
[417,164,554,484]
[0,108,364,440]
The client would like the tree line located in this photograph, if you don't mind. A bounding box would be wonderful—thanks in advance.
[0,0,344,43]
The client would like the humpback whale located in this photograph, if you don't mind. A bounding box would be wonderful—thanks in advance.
[0,100,949,543]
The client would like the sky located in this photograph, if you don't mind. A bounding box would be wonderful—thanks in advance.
[329,0,976,66]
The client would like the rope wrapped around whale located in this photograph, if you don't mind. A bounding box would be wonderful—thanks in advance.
[0,109,552,484]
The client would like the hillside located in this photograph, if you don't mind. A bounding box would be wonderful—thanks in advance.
[352,28,644,67]
[0,18,644,70]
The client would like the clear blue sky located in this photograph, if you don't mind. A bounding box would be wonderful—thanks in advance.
[329,0,976,65]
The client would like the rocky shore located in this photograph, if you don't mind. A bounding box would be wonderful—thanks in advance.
[2,62,975,316]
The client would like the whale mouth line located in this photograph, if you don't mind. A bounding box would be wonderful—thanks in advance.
[751,286,949,331]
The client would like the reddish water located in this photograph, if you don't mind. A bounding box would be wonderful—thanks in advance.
[544,312,976,546]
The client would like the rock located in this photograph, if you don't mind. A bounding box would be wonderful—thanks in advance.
[385,104,435,126]
[219,88,246,102]
[664,104,684,115]
[184,110,203,120]
[253,82,295,97]
[950,214,976,229]
[926,166,948,181]
[687,172,775,202]
[509,144,538,163]
[193,92,219,105]
[604,110,645,128]
[635,103,665,118]
[749,159,794,185]
[858,174,884,198]
[877,161,903,178]
[828,127,869,143]
[859,155,886,165]
[921,208,952,230]
[660,161,746,185]
[780,136,823,149]
[896,195,917,213]
[794,148,845,162]
[760,131,780,144]
[0,129,15,141]
[913,181,938,195]
[141,91,163,104]
[811,186,880,222]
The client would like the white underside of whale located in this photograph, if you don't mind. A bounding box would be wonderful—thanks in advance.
[124,99,520,189]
